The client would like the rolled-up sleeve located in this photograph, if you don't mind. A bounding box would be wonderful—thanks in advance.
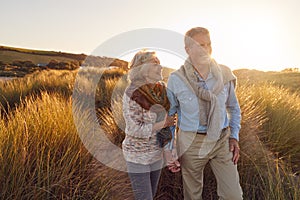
[167,74,179,116]
[165,75,180,150]
[226,81,241,140]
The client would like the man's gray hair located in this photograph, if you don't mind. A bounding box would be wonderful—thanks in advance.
[184,27,210,48]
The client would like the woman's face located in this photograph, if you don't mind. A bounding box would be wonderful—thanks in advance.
[145,57,163,82]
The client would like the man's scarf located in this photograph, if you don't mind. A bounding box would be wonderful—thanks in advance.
[173,58,236,140]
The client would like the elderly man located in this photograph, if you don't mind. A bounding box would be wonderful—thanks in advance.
[167,27,243,200]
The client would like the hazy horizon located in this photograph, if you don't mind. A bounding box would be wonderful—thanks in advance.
[1,0,300,71]
[0,43,297,72]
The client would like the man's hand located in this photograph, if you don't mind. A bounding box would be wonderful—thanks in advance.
[229,138,240,165]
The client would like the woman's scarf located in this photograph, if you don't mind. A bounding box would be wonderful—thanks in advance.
[125,81,172,147]
[125,81,170,121]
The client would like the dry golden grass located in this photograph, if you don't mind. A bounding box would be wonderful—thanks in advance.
[0,68,299,199]
[0,92,115,199]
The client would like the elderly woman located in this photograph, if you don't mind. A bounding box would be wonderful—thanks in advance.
[122,50,179,200]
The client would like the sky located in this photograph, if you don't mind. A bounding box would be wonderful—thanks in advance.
[1,0,300,71]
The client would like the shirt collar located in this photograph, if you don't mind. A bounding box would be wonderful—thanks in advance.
[194,69,213,81]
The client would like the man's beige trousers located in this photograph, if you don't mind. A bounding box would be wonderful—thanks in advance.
[178,129,243,200]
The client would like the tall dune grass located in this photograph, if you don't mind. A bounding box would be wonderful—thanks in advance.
[236,83,300,199]
[0,92,118,199]
[238,83,300,174]
[1,69,299,199]
[0,70,76,113]
[0,68,126,113]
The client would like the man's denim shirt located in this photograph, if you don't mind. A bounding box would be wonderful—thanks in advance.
[167,70,241,142]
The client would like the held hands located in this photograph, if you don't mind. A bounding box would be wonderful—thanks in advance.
[164,149,180,173]
[153,114,176,132]
[155,114,180,172]
[163,115,179,172]
[163,115,176,128]
[229,138,240,165]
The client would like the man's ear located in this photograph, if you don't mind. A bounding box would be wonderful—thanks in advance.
[185,46,190,54]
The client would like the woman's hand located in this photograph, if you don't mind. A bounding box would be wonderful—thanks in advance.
[163,115,176,128]
[152,114,176,132]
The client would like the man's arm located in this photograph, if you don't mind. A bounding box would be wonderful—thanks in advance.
[164,75,179,150]
[163,75,181,172]
[226,81,242,164]
[226,81,241,141]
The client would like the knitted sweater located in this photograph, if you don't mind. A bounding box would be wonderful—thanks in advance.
[122,94,163,165]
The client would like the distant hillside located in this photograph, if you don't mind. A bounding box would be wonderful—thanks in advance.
[0,45,128,77]
[0,46,87,64]
[234,69,300,93]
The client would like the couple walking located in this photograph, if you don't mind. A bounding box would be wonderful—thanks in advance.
[122,27,243,200]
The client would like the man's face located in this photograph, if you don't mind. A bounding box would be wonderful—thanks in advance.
[186,33,212,64]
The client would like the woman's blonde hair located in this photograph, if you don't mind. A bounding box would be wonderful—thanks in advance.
[128,50,158,82]
[129,50,157,69]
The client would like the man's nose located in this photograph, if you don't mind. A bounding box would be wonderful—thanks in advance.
[199,45,209,54]
[202,46,211,55]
